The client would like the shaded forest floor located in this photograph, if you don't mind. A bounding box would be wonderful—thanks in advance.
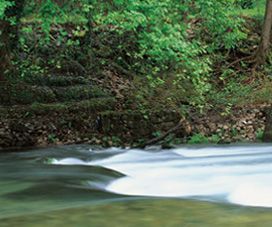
[1,9,272,149]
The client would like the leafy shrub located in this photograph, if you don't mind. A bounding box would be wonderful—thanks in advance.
[2,0,247,109]
[0,0,13,19]
[95,0,246,108]
[188,134,210,144]
[234,0,254,9]
[188,133,220,144]
[256,129,264,141]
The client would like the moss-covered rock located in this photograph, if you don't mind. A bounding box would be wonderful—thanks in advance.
[29,97,116,114]
[0,82,109,105]
[0,83,56,105]
[52,85,108,102]
[24,75,90,87]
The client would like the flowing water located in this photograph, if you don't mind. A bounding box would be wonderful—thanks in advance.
[1,144,272,226]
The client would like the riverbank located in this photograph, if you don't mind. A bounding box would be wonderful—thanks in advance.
[0,100,270,150]
[1,3,272,150]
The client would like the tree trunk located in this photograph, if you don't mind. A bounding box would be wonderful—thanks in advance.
[256,0,272,65]
[0,0,25,81]
[0,21,10,81]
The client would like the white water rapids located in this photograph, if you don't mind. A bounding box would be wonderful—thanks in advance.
[52,145,272,208]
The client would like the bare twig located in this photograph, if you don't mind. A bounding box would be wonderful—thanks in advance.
[225,55,253,69]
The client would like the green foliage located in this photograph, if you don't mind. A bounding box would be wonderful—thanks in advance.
[48,133,57,143]
[131,75,199,113]
[52,85,107,102]
[230,0,265,18]
[188,133,220,144]
[256,129,264,141]
[207,77,254,109]
[0,0,13,19]
[2,0,255,110]
[209,134,221,143]
[234,0,254,9]
[188,134,209,144]
[95,0,246,106]
[102,136,122,147]
[231,128,239,137]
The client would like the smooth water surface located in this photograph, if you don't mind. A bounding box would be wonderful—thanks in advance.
[1,144,272,226]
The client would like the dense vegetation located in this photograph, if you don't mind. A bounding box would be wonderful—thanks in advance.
[0,0,271,114]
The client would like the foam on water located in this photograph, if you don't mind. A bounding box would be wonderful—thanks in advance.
[52,157,88,165]
[52,145,272,208]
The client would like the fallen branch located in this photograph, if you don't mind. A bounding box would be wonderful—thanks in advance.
[225,55,253,69]
[139,118,185,148]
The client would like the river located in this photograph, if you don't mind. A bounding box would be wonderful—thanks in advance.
[0,144,272,226]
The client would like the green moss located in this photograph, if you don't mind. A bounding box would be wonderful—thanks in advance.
[24,75,89,87]
[29,102,68,113]
[188,133,220,144]
[0,84,56,105]
[27,97,116,114]
[0,82,110,106]
[70,97,116,111]
[52,85,108,102]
